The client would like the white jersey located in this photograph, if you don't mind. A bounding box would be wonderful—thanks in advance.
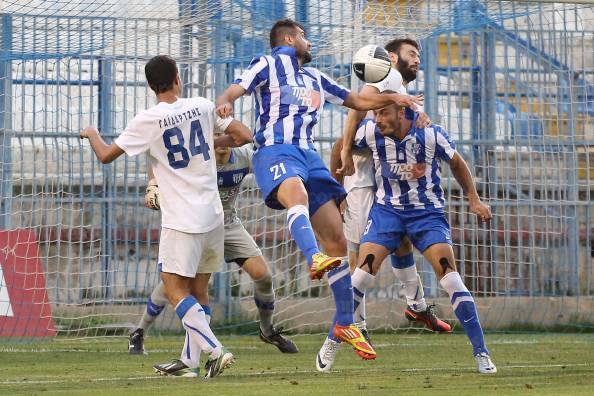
[344,68,406,193]
[115,97,232,233]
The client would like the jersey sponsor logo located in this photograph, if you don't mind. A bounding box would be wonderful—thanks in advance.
[279,85,321,108]
[217,168,248,188]
[381,162,427,181]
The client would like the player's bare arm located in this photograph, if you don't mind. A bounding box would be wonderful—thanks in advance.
[213,119,252,148]
[80,125,125,164]
[339,84,378,176]
[215,84,247,118]
[330,137,344,184]
[343,90,423,112]
[448,152,492,221]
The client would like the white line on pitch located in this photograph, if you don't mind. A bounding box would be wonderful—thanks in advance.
[0,363,591,386]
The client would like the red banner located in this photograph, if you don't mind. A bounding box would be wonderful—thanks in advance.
[0,229,56,337]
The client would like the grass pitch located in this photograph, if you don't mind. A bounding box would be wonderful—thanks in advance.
[1,333,593,396]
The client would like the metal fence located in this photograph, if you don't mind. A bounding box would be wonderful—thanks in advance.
[0,0,592,335]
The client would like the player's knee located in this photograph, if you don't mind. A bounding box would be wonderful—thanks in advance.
[319,232,347,256]
[277,178,308,207]
[437,257,456,278]
[254,272,273,290]
[359,253,378,275]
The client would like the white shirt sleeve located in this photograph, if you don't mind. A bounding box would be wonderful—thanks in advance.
[367,68,403,93]
[114,112,161,157]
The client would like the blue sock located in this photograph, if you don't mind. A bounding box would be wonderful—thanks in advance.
[146,296,165,316]
[202,304,212,323]
[440,272,489,355]
[327,287,362,342]
[287,205,319,265]
[328,262,354,327]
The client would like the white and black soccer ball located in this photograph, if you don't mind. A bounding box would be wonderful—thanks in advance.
[352,45,391,83]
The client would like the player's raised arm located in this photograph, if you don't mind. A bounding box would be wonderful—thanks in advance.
[216,56,270,118]
[343,90,423,112]
[215,84,247,118]
[338,84,378,176]
[80,125,125,164]
[448,152,492,222]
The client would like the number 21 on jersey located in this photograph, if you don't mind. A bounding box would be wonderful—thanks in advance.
[270,163,287,181]
[163,119,210,169]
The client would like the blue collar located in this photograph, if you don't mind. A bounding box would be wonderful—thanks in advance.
[228,149,236,164]
[272,46,297,57]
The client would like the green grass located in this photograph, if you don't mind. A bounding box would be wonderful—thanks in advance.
[1,333,593,395]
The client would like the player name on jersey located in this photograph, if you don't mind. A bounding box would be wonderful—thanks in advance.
[158,107,203,129]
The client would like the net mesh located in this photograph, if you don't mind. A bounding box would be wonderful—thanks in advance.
[0,0,592,339]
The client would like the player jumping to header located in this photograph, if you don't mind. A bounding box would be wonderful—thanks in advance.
[80,55,251,379]
[343,96,497,374]
[216,19,422,361]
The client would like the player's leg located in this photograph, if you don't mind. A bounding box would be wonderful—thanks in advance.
[316,241,390,372]
[392,238,451,332]
[252,145,341,278]
[238,256,298,353]
[153,225,233,379]
[223,221,297,352]
[343,187,374,334]
[129,278,169,355]
[408,211,496,374]
[309,190,375,361]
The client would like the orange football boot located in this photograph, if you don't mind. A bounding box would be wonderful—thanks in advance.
[333,324,377,360]
[309,253,342,280]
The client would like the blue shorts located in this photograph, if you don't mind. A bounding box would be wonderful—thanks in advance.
[252,145,346,216]
[360,203,452,253]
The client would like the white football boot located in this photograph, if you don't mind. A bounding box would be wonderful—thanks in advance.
[475,352,497,374]
[316,337,340,373]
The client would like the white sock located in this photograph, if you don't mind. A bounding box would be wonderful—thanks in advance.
[351,268,375,323]
[393,266,427,312]
[181,306,211,368]
[176,298,222,362]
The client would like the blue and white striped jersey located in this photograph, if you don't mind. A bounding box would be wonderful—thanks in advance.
[234,46,350,150]
[354,117,457,210]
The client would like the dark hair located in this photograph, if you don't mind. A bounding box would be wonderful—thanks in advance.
[384,38,420,55]
[270,19,305,48]
[145,55,178,94]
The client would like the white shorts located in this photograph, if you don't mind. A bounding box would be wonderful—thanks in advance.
[158,223,224,277]
[343,186,375,245]
[224,221,262,262]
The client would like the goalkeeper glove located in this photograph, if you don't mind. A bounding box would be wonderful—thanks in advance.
[145,180,160,210]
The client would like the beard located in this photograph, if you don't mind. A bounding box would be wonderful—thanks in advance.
[301,50,312,64]
[397,57,417,83]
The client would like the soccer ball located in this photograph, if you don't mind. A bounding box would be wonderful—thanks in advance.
[352,45,391,83]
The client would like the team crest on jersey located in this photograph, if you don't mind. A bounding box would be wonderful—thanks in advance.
[412,143,422,155]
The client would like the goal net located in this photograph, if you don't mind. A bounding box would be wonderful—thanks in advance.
[0,0,592,339]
